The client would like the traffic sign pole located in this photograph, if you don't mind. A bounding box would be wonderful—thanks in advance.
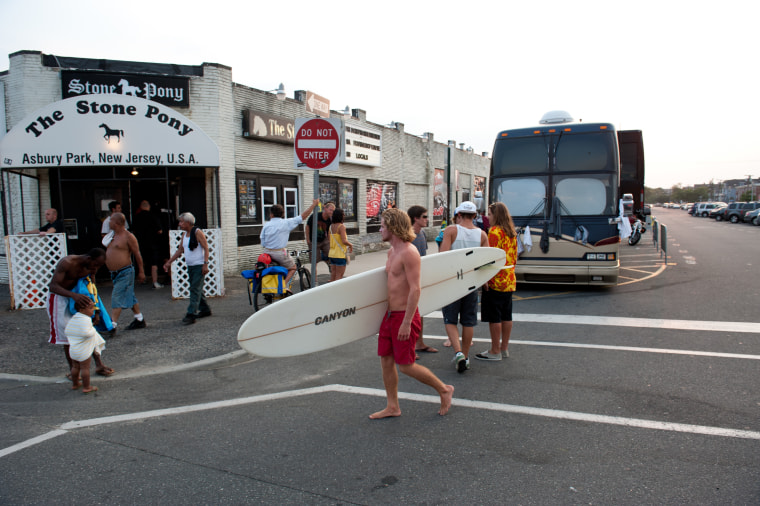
[294,117,342,286]
[311,170,319,286]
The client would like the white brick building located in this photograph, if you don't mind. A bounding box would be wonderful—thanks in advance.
[1,50,490,276]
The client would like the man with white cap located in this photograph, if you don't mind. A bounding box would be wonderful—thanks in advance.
[439,201,488,372]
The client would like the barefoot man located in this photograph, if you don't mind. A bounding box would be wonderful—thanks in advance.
[47,248,114,377]
[370,208,454,419]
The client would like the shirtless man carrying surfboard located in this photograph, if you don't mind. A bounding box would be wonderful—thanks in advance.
[370,208,454,418]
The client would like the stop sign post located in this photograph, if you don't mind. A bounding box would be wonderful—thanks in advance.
[294,117,343,287]
[294,118,341,171]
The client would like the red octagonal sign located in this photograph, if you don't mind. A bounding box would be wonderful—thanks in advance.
[295,118,341,170]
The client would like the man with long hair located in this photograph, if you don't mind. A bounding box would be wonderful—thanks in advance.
[370,208,454,418]
[475,202,518,361]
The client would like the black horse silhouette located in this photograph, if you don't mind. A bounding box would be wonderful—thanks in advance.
[99,123,124,143]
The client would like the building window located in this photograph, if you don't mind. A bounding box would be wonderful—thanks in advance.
[261,186,277,223]
[236,172,299,246]
[236,172,299,225]
[284,188,298,219]
[318,177,357,222]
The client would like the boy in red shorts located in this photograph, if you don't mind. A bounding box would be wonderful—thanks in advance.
[369,209,454,419]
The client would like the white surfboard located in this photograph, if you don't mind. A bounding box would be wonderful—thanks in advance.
[237,247,509,357]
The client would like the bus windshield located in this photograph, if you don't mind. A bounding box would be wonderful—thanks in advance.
[495,177,546,216]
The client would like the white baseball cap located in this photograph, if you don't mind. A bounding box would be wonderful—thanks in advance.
[458,201,477,214]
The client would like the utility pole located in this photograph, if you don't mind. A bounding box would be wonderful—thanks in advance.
[746,175,754,201]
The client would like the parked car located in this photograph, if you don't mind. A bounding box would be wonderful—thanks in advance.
[744,207,760,225]
[694,202,726,217]
[725,202,760,223]
[709,205,728,219]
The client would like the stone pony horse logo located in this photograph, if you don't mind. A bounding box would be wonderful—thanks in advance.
[118,78,142,97]
[99,123,124,144]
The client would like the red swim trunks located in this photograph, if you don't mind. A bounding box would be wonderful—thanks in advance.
[378,309,421,365]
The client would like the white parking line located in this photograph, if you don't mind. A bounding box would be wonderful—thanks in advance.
[426,312,760,334]
[0,430,67,458]
[3,384,759,458]
[420,336,760,361]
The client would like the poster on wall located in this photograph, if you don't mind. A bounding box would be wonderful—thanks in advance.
[319,182,338,206]
[474,176,486,211]
[433,168,448,221]
[366,180,397,229]
[339,182,355,219]
[238,179,258,222]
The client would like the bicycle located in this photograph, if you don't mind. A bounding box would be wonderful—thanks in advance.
[251,249,311,311]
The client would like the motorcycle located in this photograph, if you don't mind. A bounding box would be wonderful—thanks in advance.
[628,216,646,245]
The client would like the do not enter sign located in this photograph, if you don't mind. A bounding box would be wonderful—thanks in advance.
[294,118,342,171]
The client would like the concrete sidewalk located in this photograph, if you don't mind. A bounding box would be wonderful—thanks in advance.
[0,244,410,381]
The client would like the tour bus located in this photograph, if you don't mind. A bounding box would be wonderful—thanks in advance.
[490,111,638,286]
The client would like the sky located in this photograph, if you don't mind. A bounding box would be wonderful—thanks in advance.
[1,0,758,189]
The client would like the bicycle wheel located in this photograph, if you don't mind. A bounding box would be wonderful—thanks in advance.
[298,268,312,292]
[253,283,276,312]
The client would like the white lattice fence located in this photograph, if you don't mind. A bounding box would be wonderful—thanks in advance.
[168,229,225,299]
[5,233,68,310]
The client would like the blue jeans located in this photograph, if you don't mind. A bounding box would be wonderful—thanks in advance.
[187,265,211,315]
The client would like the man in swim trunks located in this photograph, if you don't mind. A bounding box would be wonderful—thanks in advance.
[48,248,114,377]
[369,208,454,419]
[105,213,147,330]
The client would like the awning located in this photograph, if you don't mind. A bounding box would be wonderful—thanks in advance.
[0,95,220,169]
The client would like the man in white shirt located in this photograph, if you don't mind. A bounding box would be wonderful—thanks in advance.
[102,201,128,237]
[260,199,319,289]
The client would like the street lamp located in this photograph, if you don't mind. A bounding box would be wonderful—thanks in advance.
[269,83,286,101]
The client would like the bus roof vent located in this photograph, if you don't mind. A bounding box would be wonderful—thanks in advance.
[539,110,574,125]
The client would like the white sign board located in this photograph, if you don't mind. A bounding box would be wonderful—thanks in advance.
[0,95,220,169]
[341,121,382,167]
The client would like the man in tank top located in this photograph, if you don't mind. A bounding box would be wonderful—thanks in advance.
[163,212,212,325]
[439,201,488,373]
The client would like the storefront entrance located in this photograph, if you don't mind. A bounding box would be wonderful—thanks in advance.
[51,166,209,256]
